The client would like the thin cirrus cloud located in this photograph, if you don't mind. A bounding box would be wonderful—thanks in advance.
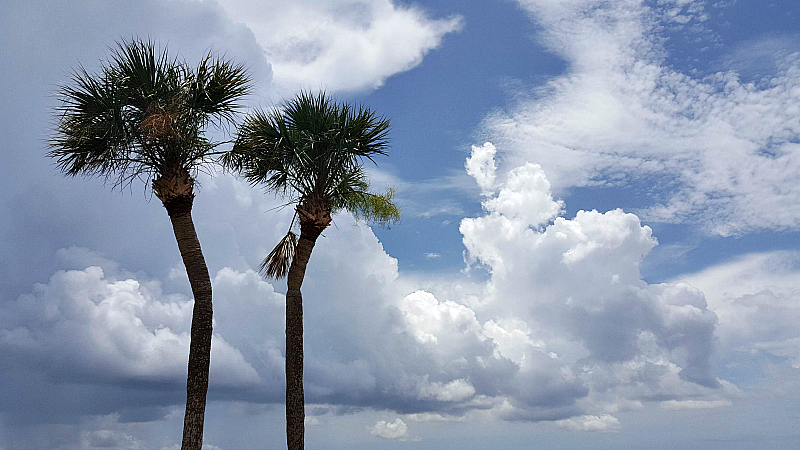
[676,251,800,371]
[485,0,800,235]
[215,0,463,93]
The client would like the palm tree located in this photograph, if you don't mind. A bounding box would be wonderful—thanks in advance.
[223,92,399,450]
[48,39,250,450]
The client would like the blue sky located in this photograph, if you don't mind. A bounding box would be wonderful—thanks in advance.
[2,0,800,448]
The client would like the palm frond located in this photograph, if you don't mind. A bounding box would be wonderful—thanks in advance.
[49,38,251,188]
[346,188,401,227]
[224,91,393,215]
[189,52,252,126]
[259,230,297,279]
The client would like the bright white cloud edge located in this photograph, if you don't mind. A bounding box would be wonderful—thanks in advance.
[215,0,463,93]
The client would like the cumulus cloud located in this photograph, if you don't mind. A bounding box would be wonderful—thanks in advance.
[0,160,732,440]
[370,418,414,440]
[216,0,462,93]
[459,142,726,413]
[485,0,800,234]
[465,142,498,194]
[395,288,582,420]
[196,141,735,426]
[82,428,147,450]
[0,261,260,388]
[0,143,743,447]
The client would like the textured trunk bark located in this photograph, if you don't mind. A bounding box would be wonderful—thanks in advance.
[154,171,213,450]
[169,208,213,450]
[284,226,321,450]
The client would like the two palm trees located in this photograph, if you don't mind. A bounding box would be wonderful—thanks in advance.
[49,40,398,450]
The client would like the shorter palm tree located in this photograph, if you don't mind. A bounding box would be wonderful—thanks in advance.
[223,92,399,450]
[49,39,250,450]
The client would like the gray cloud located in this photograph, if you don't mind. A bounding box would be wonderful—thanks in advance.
[0,0,271,305]
[0,163,733,447]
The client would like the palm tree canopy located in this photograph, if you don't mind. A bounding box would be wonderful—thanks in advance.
[49,39,251,187]
[223,91,400,226]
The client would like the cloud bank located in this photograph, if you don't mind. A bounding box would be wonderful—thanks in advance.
[1,144,735,445]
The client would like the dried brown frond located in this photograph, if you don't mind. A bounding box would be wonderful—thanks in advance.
[140,103,181,140]
[259,231,297,279]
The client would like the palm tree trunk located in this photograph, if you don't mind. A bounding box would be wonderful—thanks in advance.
[168,206,213,450]
[285,228,319,450]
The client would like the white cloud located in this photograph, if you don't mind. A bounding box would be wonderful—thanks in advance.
[555,414,621,432]
[400,290,481,347]
[305,416,320,426]
[677,251,800,369]
[460,142,724,407]
[483,163,564,231]
[485,0,800,234]
[0,148,743,444]
[417,378,476,402]
[465,142,498,194]
[370,418,413,440]
[483,318,543,365]
[0,262,260,387]
[215,0,462,93]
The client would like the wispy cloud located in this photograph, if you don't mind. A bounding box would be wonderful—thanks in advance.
[486,0,800,234]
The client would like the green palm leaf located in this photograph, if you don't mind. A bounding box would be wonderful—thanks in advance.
[50,38,251,187]
[223,91,397,222]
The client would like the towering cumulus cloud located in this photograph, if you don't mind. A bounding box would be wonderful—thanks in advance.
[452,142,727,419]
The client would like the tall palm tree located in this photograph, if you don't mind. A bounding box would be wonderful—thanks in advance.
[223,92,399,450]
[48,39,250,450]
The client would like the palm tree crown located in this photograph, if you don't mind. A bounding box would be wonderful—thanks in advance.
[50,39,250,210]
[224,91,399,232]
